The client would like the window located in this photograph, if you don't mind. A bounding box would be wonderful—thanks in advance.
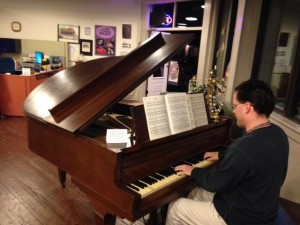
[212,0,238,80]
[254,0,300,122]
[148,1,204,92]
[175,1,204,27]
[149,1,205,28]
[149,3,174,28]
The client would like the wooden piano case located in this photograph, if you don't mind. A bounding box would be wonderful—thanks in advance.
[24,33,233,225]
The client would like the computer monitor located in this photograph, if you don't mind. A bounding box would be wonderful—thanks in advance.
[51,56,61,64]
[35,51,44,64]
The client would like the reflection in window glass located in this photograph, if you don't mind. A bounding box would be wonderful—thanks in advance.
[149,1,205,28]
[271,1,299,118]
[295,75,300,121]
[149,3,174,28]
[256,0,300,122]
[176,1,204,27]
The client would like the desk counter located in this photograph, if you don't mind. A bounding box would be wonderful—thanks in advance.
[0,69,63,116]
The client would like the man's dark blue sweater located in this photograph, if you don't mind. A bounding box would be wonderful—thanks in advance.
[191,124,289,225]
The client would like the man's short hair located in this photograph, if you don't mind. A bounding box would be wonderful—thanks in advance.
[234,79,275,117]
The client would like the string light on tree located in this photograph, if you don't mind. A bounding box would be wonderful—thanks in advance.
[188,70,227,122]
[206,69,227,122]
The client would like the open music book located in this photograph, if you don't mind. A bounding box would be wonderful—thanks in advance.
[143,93,208,140]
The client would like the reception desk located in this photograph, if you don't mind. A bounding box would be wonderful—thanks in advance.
[0,69,62,116]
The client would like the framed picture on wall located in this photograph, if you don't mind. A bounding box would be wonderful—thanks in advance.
[58,24,80,43]
[79,39,93,56]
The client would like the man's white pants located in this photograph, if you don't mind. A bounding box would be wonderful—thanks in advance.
[165,187,227,225]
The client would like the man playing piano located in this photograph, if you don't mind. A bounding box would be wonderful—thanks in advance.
[166,79,289,225]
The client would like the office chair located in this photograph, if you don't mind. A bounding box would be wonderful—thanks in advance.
[0,57,16,74]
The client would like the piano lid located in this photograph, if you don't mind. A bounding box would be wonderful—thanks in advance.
[23,33,195,133]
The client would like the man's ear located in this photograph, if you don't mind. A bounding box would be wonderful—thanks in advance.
[245,102,253,114]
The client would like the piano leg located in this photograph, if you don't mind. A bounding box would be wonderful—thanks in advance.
[58,168,66,188]
[148,205,168,225]
[149,211,160,225]
[95,213,116,225]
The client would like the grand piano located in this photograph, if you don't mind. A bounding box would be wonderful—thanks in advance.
[23,33,232,225]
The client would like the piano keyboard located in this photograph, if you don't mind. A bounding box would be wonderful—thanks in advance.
[126,157,213,198]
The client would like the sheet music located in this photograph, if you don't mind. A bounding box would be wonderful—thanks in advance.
[106,129,130,149]
[188,93,208,127]
[165,93,192,134]
[143,95,171,140]
[143,93,207,140]
[186,97,196,129]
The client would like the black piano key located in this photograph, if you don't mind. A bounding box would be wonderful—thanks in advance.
[158,169,169,177]
[171,161,191,169]
[148,176,158,183]
[159,167,176,176]
[140,176,157,185]
[183,161,193,166]
[133,180,148,188]
[193,154,205,161]
[127,184,139,191]
[156,171,167,177]
[171,162,181,168]
[152,173,164,180]
[185,158,199,164]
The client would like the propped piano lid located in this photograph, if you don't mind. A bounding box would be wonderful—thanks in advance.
[23,33,195,133]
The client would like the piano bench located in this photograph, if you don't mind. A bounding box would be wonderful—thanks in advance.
[274,204,296,225]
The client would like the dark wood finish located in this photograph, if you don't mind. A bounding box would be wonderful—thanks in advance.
[25,114,231,224]
[23,33,233,225]
[24,33,195,133]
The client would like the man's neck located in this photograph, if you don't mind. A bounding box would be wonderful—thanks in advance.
[245,115,270,133]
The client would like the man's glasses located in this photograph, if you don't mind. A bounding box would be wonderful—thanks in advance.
[231,103,243,109]
[231,102,252,109]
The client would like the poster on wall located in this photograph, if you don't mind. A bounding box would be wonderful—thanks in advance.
[58,24,80,43]
[168,60,179,84]
[95,25,116,56]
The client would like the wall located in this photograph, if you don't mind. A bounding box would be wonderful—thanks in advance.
[0,0,147,101]
[0,0,142,59]
[271,114,300,204]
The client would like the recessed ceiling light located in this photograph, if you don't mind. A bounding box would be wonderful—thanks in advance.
[185,17,198,21]
[201,4,205,9]
[177,23,187,26]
